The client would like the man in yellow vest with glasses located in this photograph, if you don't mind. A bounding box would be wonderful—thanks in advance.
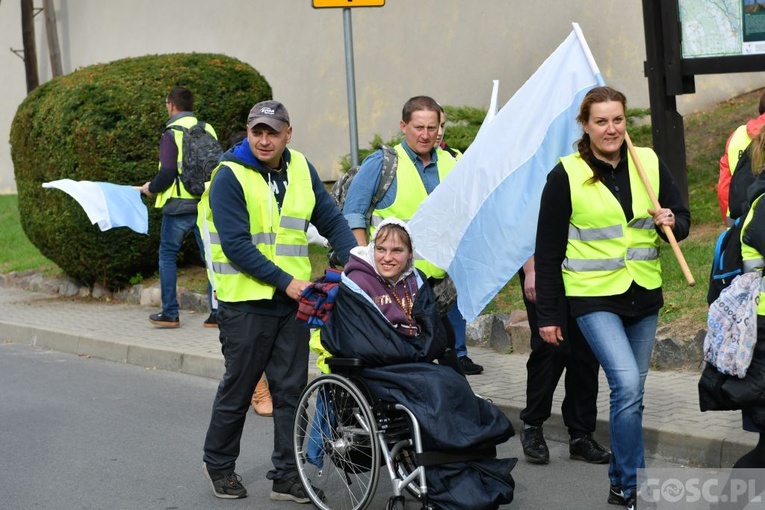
[344,95,482,375]
[200,100,356,503]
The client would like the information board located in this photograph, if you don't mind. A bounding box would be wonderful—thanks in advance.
[679,0,765,57]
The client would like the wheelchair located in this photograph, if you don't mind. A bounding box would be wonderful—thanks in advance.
[293,357,431,510]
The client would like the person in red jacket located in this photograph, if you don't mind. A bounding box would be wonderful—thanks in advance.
[718,90,765,225]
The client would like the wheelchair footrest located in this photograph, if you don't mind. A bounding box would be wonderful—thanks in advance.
[415,445,497,466]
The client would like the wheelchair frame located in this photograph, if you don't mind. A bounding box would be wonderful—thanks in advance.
[293,359,431,510]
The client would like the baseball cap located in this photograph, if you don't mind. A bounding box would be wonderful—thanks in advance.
[247,101,290,132]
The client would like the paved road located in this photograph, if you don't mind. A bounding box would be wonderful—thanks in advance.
[0,343,690,509]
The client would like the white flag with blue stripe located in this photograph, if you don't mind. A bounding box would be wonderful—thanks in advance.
[409,24,603,322]
[43,179,149,234]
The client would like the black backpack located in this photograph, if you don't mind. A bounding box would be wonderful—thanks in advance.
[707,216,744,305]
[168,122,223,196]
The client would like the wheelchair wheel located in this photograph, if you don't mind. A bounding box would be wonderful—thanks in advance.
[294,374,380,510]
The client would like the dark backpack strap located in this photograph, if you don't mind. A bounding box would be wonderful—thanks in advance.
[164,125,188,196]
[363,144,398,228]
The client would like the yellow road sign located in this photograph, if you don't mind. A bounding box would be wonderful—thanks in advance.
[312,0,384,7]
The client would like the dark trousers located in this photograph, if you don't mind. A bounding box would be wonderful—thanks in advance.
[203,305,309,481]
[518,278,600,437]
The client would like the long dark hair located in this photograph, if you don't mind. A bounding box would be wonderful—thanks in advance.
[574,86,627,183]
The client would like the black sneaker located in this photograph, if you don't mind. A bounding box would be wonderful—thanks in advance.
[608,484,627,505]
[270,477,324,504]
[521,424,550,464]
[203,463,247,499]
[458,355,484,375]
[203,312,218,328]
[149,312,179,328]
[626,492,636,510]
[570,433,611,464]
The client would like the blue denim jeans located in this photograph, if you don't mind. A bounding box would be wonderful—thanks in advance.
[576,311,658,497]
[446,301,468,357]
[159,212,211,317]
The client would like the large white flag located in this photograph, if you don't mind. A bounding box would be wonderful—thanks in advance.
[409,24,603,322]
[43,179,149,234]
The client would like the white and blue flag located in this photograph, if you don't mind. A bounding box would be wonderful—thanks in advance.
[43,179,149,234]
[409,24,604,322]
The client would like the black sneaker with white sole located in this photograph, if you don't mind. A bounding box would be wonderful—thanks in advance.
[271,477,324,504]
[626,492,636,510]
[203,463,247,499]
[608,484,626,505]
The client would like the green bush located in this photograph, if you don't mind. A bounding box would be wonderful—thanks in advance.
[10,53,271,289]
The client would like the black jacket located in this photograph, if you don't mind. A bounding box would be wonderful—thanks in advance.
[535,143,691,326]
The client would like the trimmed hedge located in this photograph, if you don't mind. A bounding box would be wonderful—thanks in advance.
[10,53,271,289]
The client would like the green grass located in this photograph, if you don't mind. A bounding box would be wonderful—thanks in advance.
[0,195,60,274]
[2,87,763,340]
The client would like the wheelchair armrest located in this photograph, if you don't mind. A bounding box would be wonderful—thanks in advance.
[326,357,365,374]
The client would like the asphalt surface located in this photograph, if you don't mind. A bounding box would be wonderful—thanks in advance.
[0,283,756,470]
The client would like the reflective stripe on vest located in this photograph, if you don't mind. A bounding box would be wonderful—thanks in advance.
[742,195,765,315]
[155,116,217,208]
[725,125,751,224]
[561,147,662,297]
[200,150,314,302]
[370,145,455,279]
[742,195,765,291]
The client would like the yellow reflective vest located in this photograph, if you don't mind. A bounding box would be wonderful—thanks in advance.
[561,147,662,297]
[370,145,456,279]
[741,194,765,315]
[154,115,217,208]
[200,151,314,302]
[724,125,752,224]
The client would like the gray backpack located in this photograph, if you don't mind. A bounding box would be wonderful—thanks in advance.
[330,145,398,227]
[168,122,222,196]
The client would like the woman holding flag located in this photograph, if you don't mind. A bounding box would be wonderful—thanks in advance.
[534,86,690,509]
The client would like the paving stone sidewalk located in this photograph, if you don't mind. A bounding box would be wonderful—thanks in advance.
[0,285,754,468]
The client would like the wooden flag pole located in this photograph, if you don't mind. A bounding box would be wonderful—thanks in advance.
[625,131,695,286]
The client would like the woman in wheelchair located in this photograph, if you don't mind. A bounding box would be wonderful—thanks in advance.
[306,217,517,510]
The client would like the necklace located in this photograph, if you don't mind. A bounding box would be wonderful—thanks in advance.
[386,282,414,322]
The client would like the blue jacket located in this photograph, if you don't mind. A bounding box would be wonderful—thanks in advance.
[209,141,356,315]
[343,142,444,230]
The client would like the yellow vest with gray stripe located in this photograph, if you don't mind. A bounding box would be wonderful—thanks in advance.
[725,125,752,225]
[155,116,217,208]
[561,148,662,297]
[370,145,456,279]
[200,151,314,302]
[740,194,765,315]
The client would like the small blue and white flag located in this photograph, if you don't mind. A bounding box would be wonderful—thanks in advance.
[409,23,604,322]
[43,179,149,234]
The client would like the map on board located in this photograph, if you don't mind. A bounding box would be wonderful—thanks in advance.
[679,0,742,57]
[679,0,765,57]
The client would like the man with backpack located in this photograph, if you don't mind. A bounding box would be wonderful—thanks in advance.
[140,86,221,328]
[343,95,483,375]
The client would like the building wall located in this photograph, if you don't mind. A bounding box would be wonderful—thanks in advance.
[1,0,762,193]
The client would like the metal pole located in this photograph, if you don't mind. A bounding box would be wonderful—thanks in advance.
[342,8,360,167]
[43,0,63,77]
